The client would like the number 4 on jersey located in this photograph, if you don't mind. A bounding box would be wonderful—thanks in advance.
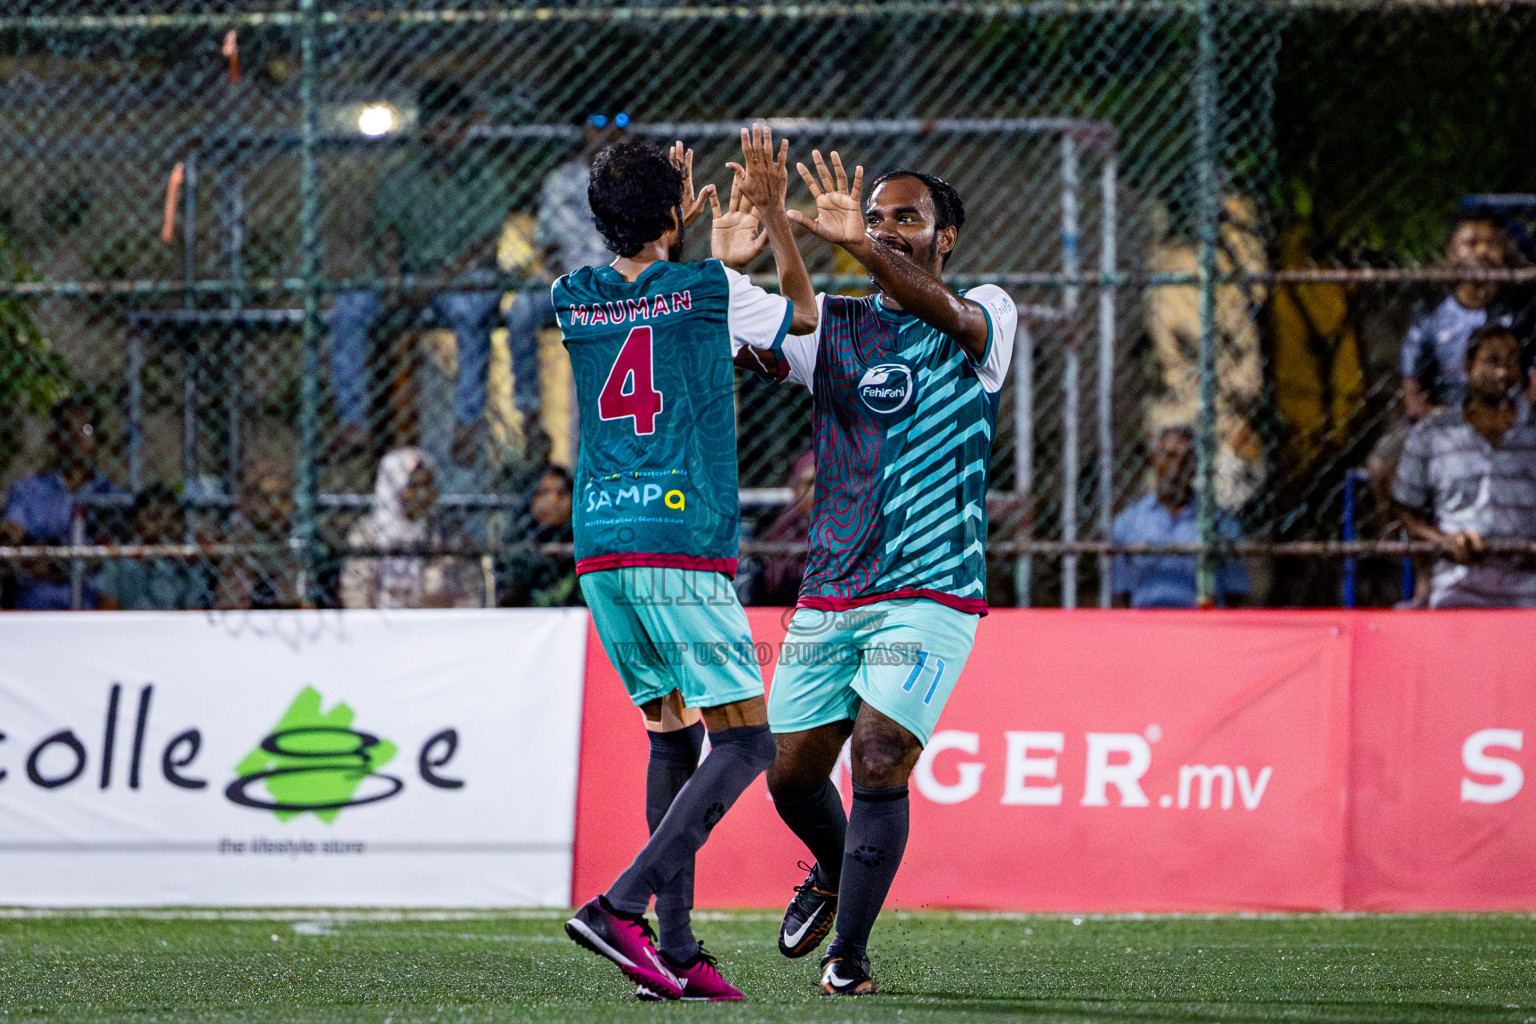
[598,325,665,435]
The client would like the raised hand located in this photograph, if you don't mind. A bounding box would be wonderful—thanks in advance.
[786,150,865,248]
[670,140,715,229]
[726,123,790,220]
[724,121,818,336]
[710,171,770,267]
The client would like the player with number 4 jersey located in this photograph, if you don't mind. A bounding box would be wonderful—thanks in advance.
[559,256,786,573]
[558,128,816,1002]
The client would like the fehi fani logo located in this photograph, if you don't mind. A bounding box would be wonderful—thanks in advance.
[857,363,915,414]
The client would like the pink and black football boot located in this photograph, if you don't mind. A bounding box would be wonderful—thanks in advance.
[635,945,744,1001]
[565,896,684,1000]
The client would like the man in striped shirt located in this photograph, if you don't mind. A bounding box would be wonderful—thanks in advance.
[1393,324,1536,608]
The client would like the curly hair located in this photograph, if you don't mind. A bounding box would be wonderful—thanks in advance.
[587,139,683,258]
[867,169,966,265]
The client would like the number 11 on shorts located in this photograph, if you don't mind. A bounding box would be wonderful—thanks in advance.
[598,325,665,435]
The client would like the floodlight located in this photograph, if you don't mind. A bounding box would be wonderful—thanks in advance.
[357,103,398,137]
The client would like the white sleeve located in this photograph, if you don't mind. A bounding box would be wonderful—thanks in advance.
[776,294,824,392]
[964,284,1018,394]
[723,263,794,356]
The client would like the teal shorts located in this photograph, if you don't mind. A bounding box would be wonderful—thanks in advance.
[767,599,979,746]
[582,566,765,710]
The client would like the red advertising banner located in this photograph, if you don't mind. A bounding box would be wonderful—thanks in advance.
[574,610,1355,911]
[1347,613,1536,910]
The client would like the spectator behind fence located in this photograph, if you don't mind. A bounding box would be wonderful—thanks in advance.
[341,447,479,609]
[1,396,126,610]
[327,79,543,464]
[1371,209,1535,505]
[756,450,816,607]
[538,107,624,281]
[497,463,579,607]
[1392,325,1536,609]
[214,454,304,610]
[1402,209,1534,417]
[1111,425,1250,609]
[98,484,211,610]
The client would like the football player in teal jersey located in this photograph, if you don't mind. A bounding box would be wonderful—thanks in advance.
[724,153,1017,994]
[560,126,817,1001]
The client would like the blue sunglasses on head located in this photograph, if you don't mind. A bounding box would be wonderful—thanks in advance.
[587,113,630,129]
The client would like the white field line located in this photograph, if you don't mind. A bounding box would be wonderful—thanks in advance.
[0,908,566,921]
[939,910,1536,922]
[0,907,1530,922]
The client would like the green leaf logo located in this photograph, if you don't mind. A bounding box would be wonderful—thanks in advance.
[227,686,401,823]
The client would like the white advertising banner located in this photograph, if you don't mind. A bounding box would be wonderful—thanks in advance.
[0,609,588,906]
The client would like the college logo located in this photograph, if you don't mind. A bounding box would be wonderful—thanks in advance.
[857,363,915,414]
[0,683,463,824]
[227,687,403,822]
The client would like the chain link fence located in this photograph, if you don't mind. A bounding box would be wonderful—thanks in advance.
[2,0,1533,611]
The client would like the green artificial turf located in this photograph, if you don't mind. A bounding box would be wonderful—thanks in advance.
[0,909,1532,1023]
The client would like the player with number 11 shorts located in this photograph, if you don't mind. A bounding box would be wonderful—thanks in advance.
[732,153,1018,996]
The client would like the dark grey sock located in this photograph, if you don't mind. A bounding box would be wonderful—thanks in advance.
[828,782,909,958]
[772,778,848,890]
[606,724,777,917]
[646,722,704,962]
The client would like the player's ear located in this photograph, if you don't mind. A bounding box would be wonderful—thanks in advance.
[938,226,957,258]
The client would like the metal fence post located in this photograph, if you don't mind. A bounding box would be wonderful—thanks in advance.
[296,0,322,603]
[1097,149,1117,608]
[226,174,246,496]
[1342,468,1362,608]
[1194,0,1220,605]
[182,153,198,497]
[1014,322,1034,608]
[1060,132,1081,609]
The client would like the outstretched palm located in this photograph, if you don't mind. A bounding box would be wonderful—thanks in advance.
[787,150,865,247]
[670,140,715,229]
[710,171,768,266]
[727,122,790,218]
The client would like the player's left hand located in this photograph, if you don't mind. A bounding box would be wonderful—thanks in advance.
[787,149,865,249]
[710,171,770,267]
[670,140,715,229]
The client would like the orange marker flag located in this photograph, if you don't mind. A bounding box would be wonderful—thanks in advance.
[222,30,239,84]
[161,162,185,244]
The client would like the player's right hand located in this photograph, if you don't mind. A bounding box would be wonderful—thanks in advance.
[1447,528,1487,563]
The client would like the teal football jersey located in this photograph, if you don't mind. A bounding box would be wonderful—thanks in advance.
[777,287,1018,614]
[555,259,793,576]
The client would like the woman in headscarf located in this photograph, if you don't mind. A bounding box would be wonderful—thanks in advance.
[340,447,480,609]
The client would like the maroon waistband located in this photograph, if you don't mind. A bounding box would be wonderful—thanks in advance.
[576,553,739,579]
[797,588,988,617]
